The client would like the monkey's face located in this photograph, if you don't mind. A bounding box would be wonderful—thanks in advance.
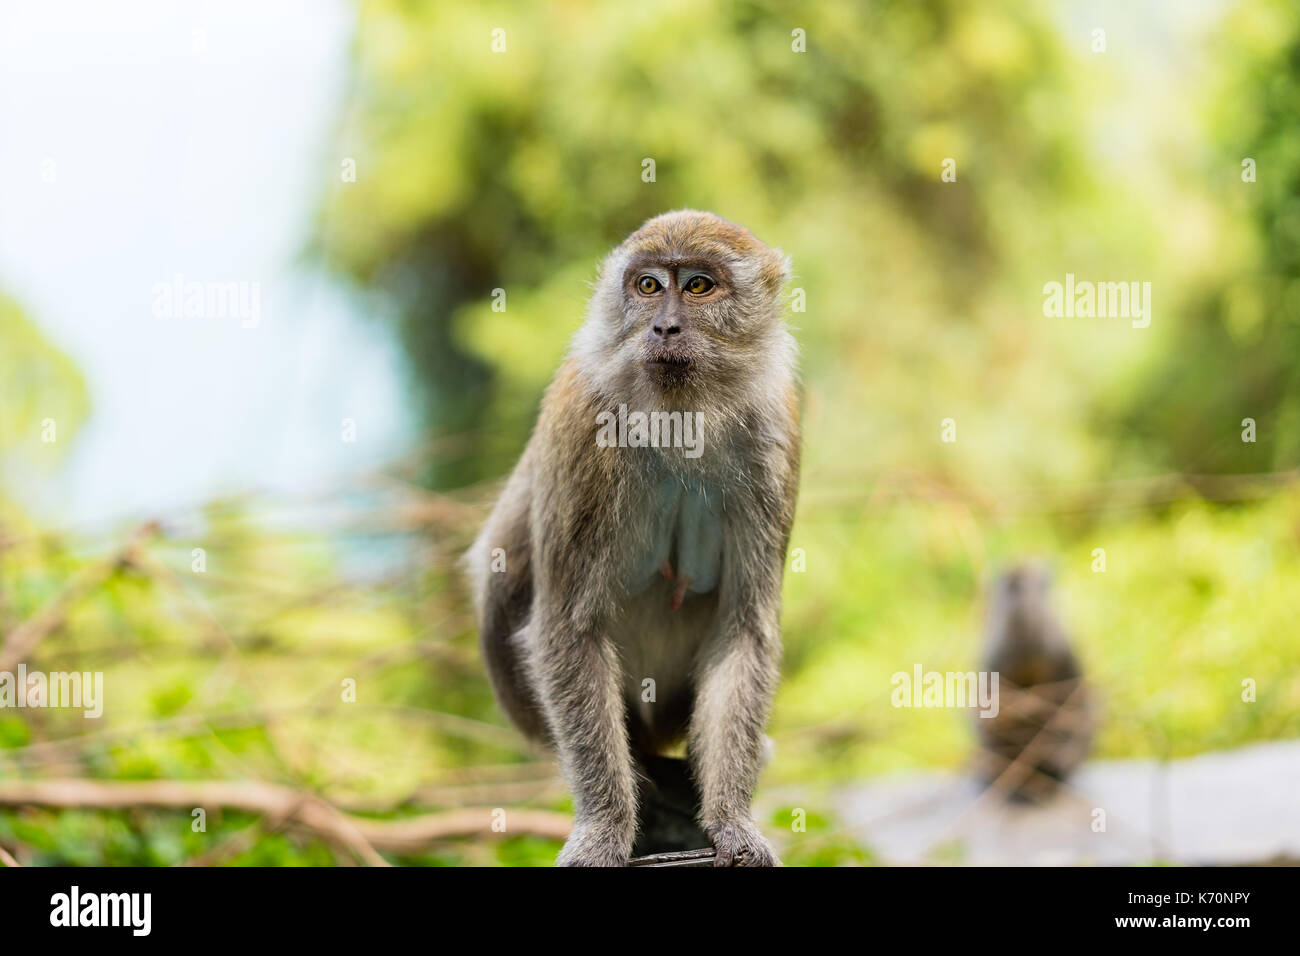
[581,211,791,404]
[623,258,732,389]
[989,562,1056,639]
[997,564,1052,601]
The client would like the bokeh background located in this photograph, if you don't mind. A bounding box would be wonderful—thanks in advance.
[1,0,1297,865]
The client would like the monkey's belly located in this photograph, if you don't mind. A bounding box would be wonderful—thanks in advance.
[614,584,718,751]
[625,477,723,598]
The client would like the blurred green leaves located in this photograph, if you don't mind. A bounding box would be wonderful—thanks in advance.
[323,0,1086,487]
[0,293,89,473]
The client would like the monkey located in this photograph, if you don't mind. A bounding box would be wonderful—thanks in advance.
[466,210,799,866]
[975,561,1095,802]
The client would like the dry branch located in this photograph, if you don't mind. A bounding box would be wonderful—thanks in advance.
[0,778,571,858]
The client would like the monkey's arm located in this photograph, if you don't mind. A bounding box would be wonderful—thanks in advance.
[689,410,800,867]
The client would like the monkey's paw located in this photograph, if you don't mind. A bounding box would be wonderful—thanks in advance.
[707,821,779,867]
[555,828,631,867]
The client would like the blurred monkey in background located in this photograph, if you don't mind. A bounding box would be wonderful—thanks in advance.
[976,561,1095,801]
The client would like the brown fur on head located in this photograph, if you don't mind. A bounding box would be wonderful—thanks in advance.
[573,210,794,416]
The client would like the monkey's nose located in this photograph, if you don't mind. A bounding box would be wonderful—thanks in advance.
[651,321,682,339]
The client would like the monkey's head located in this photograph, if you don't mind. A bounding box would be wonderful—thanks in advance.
[986,561,1065,652]
[576,210,793,411]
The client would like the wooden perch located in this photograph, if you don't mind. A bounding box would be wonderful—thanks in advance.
[0,779,571,862]
[628,847,716,867]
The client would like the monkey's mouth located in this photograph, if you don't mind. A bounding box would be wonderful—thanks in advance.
[644,354,694,386]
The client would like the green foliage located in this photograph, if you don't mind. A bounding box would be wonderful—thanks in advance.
[1112,0,1300,472]
[771,806,875,867]
[325,0,1092,488]
[0,292,90,527]
[774,489,1300,784]
[0,294,89,457]
[0,501,538,866]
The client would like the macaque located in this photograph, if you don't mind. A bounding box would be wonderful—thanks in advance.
[976,562,1095,801]
[467,210,799,866]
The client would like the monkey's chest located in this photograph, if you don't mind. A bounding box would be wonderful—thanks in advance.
[626,478,723,601]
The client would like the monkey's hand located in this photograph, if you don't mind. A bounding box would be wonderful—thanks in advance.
[555,824,632,867]
[707,820,779,867]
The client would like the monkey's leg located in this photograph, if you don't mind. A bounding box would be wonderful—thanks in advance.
[689,611,780,867]
[531,615,638,867]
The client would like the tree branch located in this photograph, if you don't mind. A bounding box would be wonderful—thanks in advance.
[0,778,571,858]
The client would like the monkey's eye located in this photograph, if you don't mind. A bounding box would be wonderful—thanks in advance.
[683,275,715,295]
[636,275,662,295]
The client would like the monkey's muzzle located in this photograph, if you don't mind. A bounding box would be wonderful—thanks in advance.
[644,353,694,387]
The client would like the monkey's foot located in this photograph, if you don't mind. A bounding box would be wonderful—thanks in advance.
[706,821,779,867]
[556,826,632,867]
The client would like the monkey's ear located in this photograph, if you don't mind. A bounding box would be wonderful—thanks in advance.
[760,249,792,297]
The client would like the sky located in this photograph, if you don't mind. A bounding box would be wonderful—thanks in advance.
[0,0,414,532]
